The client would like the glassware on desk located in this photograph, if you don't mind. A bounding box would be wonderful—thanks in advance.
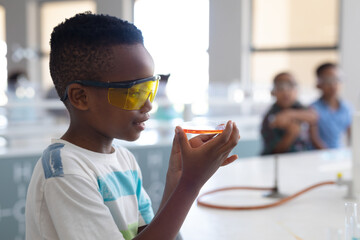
[181,120,225,134]
[325,227,343,240]
[345,202,360,240]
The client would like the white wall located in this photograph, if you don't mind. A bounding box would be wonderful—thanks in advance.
[340,0,360,110]
[209,0,242,84]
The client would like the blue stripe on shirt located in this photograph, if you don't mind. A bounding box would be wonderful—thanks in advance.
[42,143,65,179]
[97,170,139,201]
[97,170,154,222]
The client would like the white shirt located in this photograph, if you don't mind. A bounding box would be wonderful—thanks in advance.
[26,139,154,240]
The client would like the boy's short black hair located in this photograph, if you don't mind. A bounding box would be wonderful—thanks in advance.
[316,62,337,77]
[273,72,293,84]
[49,12,144,102]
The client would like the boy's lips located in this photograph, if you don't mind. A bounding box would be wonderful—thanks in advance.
[133,115,150,129]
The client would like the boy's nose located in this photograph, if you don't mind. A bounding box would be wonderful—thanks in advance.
[139,98,152,113]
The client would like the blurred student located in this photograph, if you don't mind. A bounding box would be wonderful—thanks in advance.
[261,72,321,155]
[310,63,352,149]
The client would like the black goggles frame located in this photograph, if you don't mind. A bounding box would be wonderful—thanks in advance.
[61,75,160,101]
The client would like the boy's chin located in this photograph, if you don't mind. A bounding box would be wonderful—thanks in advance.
[122,133,141,142]
[278,102,293,108]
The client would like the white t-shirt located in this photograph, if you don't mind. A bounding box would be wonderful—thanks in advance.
[26,139,154,240]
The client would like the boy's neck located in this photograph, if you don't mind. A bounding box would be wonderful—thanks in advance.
[321,95,339,110]
[61,126,115,154]
[275,101,295,109]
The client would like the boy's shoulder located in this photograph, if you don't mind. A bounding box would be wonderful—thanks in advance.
[40,139,138,180]
[310,98,322,105]
[311,98,352,112]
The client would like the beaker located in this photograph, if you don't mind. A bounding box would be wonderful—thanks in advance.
[345,202,360,240]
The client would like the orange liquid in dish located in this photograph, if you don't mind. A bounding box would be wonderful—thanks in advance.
[183,129,224,134]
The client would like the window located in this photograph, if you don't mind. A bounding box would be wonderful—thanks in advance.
[40,1,96,91]
[251,0,339,101]
[134,0,209,107]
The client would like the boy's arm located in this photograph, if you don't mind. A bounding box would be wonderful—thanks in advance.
[271,121,301,153]
[135,121,239,240]
[346,126,352,146]
[271,109,318,128]
[285,109,318,124]
[309,123,326,149]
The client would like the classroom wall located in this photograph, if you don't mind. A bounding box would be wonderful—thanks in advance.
[340,0,360,111]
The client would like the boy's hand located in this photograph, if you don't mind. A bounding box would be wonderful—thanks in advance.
[167,131,226,186]
[161,132,222,210]
[147,121,239,239]
[286,121,301,136]
[167,132,214,187]
[175,121,240,190]
[270,110,297,128]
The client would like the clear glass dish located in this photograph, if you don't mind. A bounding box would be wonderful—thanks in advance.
[181,120,226,134]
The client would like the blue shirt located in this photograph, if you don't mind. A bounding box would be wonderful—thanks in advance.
[311,98,352,148]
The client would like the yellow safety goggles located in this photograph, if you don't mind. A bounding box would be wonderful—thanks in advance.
[62,75,160,110]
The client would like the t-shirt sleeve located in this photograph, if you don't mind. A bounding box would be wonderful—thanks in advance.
[44,175,125,240]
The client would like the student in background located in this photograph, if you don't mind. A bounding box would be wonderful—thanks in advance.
[310,63,352,149]
[261,72,321,155]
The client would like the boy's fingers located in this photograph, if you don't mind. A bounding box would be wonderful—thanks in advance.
[230,122,240,144]
[212,121,240,153]
[221,154,238,166]
[170,129,180,154]
[223,123,240,149]
[175,126,191,153]
[188,134,215,148]
[206,121,233,150]
[195,133,216,143]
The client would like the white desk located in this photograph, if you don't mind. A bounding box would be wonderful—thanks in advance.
[180,149,352,240]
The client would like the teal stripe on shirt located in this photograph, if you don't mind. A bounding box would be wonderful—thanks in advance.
[97,170,154,223]
[138,187,153,224]
[97,170,139,202]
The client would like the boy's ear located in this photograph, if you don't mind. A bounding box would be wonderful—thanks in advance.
[67,84,89,110]
[271,89,275,96]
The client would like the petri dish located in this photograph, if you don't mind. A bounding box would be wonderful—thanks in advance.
[181,120,226,134]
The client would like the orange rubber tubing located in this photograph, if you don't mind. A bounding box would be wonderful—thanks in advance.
[197,181,336,210]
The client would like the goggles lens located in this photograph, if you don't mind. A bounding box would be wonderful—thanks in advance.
[273,82,297,91]
[108,77,159,110]
[318,77,340,85]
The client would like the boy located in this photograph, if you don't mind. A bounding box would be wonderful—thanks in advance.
[25,13,240,240]
[261,72,321,155]
[310,63,352,149]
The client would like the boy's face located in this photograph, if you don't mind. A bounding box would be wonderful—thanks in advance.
[272,74,297,108]
[317,67,340,99]
[85,44,155,141]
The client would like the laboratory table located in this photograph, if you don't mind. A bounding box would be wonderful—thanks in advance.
[180,149,352,240]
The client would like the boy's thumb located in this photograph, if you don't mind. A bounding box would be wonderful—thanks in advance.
[175,126,190,152]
